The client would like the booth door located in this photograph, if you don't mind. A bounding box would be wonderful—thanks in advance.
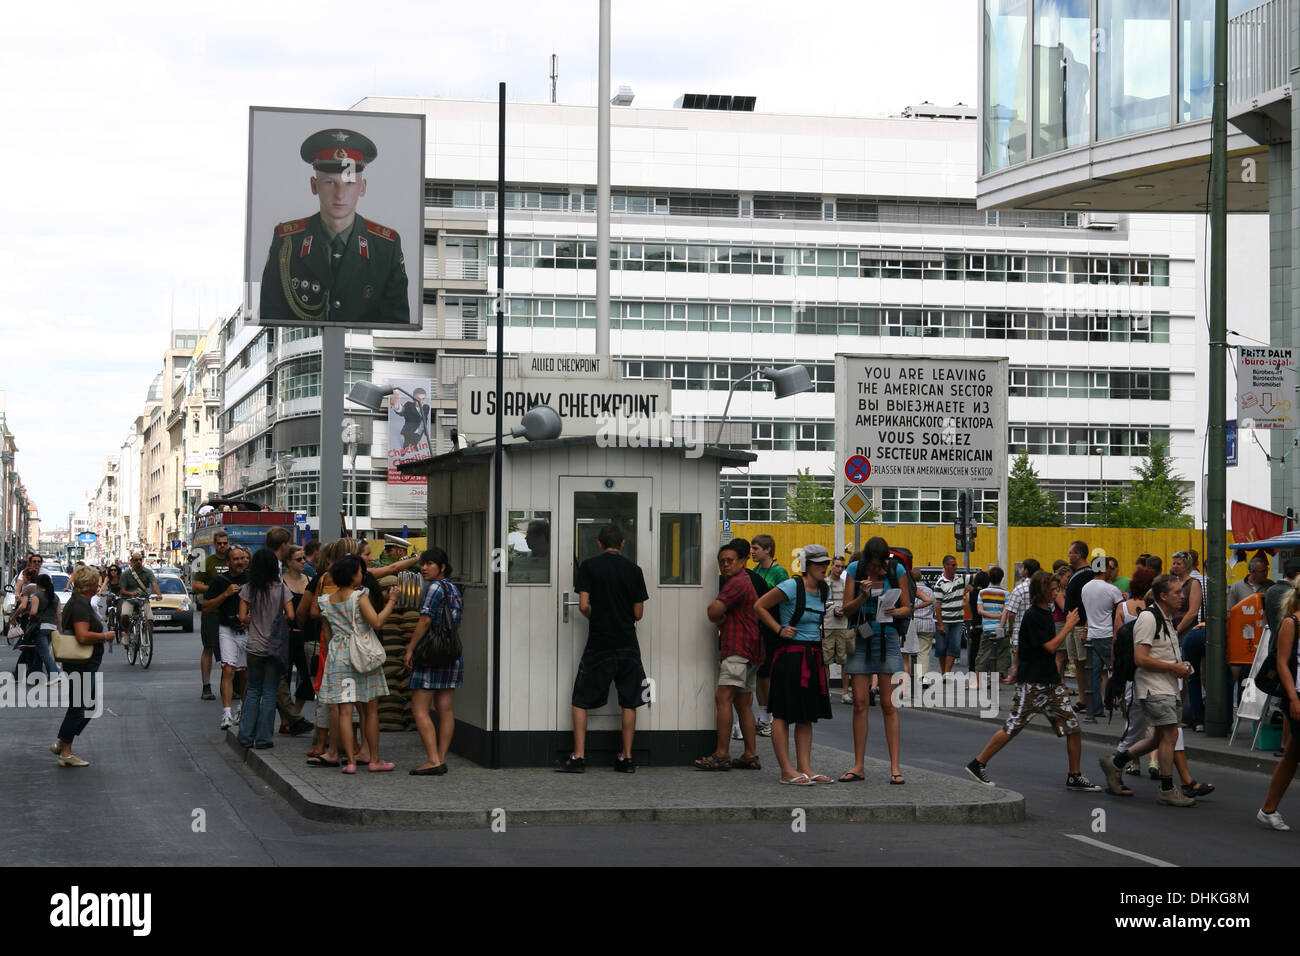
[556,475,654,731]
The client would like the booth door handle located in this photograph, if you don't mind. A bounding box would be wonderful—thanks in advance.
[561,592,582,623]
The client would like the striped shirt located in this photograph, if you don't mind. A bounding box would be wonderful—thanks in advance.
[1003,578,1032,645]
[932,573,967,624]
[978,585,1008,633]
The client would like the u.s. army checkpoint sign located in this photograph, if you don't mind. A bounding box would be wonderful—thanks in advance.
[834,354,1008,491]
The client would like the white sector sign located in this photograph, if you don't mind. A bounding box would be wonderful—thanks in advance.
[836,354,1007,491]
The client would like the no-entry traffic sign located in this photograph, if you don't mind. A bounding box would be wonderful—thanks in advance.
[845,455,871,484]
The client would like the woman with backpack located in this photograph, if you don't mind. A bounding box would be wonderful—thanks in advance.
[838,536,912,785]
[403,548,463,776]
[1258,588,1300,830]
[236,549,295,750]
[754,543,835,785]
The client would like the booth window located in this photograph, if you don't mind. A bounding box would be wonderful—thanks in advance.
[659,514,701,586]
[507,510,551,585]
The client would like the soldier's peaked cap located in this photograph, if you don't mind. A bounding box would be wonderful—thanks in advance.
[301,129,377,171]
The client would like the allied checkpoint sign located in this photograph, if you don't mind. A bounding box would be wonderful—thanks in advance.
[834,354,1008,491]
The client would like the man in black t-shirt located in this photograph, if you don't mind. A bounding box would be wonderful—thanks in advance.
[557,524,649,774]
[203,546,250,731]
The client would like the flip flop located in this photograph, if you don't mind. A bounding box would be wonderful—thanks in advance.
[806,773,834,784]
[890,773,906,785]
[839,771,866,783]
[779,773,813,786]
[306,755,340,767]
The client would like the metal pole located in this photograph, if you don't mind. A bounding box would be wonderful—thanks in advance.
[319,326,344,542]
[595,0,611,353]
[491,82,506,769]
[1206,0,1229,736]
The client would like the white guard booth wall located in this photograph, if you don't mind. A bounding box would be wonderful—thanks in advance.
[400,436,755,767]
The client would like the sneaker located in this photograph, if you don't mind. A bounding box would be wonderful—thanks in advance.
[1147,765,1160,780]
[1081,715,1098,724]
[1099,755,1126,794]
[1124,762,1141,776]
[841,692,853,704]
[1067,773,1102,792]
[219,712,233,730]
[555,754,585,773]
[57,754,90,768]
[200,685,216,701]
[1257,808,1290,831]
[1157,786,1196,807]
[731,721,743,741]
[614,755,636,773]
[230,706,242,723]
[757,720,773,738]
[965,758,994,787]
[1193,724,1205,733]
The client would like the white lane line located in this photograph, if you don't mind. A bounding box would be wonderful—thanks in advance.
[1064,833,1178,867]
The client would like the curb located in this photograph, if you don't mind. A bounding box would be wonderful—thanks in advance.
[224,733,1026,829]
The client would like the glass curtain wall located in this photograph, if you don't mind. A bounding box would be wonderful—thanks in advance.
[1179,0,1213,122]
[1097,0,1172,140]
[1033,0,1092,155]
[983,0,1030,172]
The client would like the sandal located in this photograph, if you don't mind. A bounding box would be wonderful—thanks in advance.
[889,772,906,785]
[1182,780,1214,798]
[807,773,834,784]
[693,753,732,771]
[732,754,762,770]
[1106,783,1135,797]
[306,755,340,767]
[340,762,357,774]
[779,773,813,786]
[839,770,865,782]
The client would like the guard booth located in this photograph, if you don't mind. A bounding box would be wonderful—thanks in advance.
[401,437,754,767]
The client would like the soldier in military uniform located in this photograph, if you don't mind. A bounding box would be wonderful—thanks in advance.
[259,128,410,326]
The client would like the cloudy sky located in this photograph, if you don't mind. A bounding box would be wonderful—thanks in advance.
[0,0,975,528]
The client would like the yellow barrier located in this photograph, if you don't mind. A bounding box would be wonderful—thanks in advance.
[729,523,1254,584]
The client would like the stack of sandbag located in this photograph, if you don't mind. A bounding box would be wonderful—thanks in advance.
[375,574,421,731]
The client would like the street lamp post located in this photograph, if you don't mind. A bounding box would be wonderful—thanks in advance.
[713,365,813,530]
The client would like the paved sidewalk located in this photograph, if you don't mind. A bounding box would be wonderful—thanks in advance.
[229,733,1024,829]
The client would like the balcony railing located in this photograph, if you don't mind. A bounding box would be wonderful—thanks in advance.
[423,256,487,281]
[421,303,487,341]
[1230,0,1290,104]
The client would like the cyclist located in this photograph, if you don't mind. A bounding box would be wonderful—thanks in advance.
[120,551,162,639]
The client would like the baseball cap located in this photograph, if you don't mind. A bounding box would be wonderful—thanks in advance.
[803,544,831,565]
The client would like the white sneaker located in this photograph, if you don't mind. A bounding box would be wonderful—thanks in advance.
[731,721,743,740]
[1258,809,1290,831]
[840,692,853,704]
[219,712,233,730]
[757,720,773,738]
[230,706,242,723]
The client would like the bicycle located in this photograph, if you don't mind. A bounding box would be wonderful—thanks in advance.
[102,596,119,654]
[122,597,154,669]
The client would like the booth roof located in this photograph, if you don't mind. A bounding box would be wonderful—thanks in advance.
[395,435,757,476]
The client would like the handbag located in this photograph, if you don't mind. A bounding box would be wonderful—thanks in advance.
[347,589,386,673]
[52,629,93,662]
[412,582,462,668]
[1254,615,1297,698]
[266,597,292,672]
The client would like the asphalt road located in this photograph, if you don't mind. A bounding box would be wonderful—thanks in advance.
[3,633,1296,869]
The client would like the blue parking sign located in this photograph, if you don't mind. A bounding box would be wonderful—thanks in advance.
[1226,419,1237,468]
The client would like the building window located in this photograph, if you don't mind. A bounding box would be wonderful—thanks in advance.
[1097,0,1172,141]
[983,0,1030,172]
[660,514,701,586]
[1032,0,1091,157]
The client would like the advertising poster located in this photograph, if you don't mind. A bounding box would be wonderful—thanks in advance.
[244,106,425,330]
[386,377,432,505]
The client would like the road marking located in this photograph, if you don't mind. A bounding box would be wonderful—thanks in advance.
[1064,833,1177,867]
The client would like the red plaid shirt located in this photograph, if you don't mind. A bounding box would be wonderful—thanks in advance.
[716,571,761,662]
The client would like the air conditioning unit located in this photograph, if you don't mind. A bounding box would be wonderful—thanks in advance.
[1082,212,1120,230]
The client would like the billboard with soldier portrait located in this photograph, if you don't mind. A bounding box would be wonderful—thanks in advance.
[244,106,424,330]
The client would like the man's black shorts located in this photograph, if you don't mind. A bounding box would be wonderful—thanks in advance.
[571,647,647,710]
[200,613,221,651]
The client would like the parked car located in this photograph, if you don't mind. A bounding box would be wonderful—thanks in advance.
[2,571,70,631]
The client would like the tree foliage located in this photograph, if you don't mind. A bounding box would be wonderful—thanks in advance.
[1005,453,1064,526]
[1088,439,1194,528]
[785,468,863,524]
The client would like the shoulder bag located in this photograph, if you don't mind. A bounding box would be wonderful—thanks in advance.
[347,591,387,673]
[412,582,462,668]
[53,598,94,662]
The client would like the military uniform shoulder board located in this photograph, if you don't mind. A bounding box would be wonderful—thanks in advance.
[277,219,309,238]
[365,221,397,242]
